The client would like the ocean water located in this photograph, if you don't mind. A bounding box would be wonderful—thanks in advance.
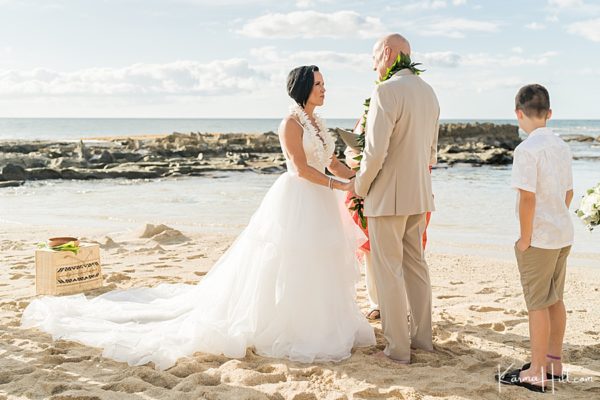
[0,118,598,267]
[0,162,598,268]
[0,118,599,141]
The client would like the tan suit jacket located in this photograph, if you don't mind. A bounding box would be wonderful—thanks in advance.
[355,69,440,217]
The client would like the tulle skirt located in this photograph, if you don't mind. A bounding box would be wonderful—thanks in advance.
[22,172,376,370]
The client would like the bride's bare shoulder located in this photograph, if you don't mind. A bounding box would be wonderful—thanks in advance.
[279,115,303,136]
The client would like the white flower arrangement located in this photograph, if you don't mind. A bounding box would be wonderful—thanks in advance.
[576,183,600,231]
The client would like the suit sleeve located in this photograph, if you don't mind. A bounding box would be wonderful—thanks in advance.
[354,85,396,197]
[430,104,440,166]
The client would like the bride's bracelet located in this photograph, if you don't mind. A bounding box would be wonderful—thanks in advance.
[328,176,333,190]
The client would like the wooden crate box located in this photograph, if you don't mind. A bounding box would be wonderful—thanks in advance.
[35,243,102,295]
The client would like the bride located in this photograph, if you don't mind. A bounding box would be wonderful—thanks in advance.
[22,65,376,370]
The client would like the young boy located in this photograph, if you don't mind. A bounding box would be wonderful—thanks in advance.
[498,84,574,393]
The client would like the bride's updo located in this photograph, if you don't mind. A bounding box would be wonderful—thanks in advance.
[287,65,319,107]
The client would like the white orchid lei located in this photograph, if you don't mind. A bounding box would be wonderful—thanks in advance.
[576,182,600,231]
[289,104,335,169]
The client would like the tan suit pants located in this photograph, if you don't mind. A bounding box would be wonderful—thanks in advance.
[364,252,379,309]
[368,213,433,362]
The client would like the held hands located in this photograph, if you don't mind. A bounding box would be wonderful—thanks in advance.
[340,178,360,198]
[516,237,531,252]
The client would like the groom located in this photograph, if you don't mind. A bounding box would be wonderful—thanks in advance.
[353,33,440,363]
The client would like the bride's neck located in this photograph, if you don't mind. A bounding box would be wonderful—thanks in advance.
[303,103,315,118]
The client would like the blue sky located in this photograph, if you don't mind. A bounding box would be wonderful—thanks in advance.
[0,0,599,119]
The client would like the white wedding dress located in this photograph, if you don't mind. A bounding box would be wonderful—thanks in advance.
[22,108,376,370]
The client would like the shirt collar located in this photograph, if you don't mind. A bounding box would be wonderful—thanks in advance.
[389,69,415,80]
[529,127,553,137]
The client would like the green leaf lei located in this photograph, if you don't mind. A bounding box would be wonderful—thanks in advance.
[350,52,424,229]
[37,241,80,254]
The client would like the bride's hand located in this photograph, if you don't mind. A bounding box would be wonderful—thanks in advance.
[340,178,359,197]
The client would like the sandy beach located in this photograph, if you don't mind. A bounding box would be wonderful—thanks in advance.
[1,221,598,400]
[3,0,600,397]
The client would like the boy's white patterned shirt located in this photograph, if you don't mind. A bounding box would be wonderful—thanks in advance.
[511,127,574,249]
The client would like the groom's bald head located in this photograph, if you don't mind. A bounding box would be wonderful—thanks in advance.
[372,34,411,79]
[375,34,411,56]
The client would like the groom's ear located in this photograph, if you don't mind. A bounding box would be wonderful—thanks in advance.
[383,46,392,61]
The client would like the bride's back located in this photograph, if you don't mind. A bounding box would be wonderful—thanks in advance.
[278,106,335,175]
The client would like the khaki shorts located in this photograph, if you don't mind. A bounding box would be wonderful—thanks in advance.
[514,244,571,311]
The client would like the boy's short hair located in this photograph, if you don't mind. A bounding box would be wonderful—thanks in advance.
[515,84,550,118]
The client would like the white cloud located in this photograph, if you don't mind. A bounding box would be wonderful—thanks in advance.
[475,76,524,92]
[387,0,468,12]
[252,47,557,72]
[397,1,447,11]
[293,50,371,69]
[414,51,461,67]
[250,47,462,73]
[295,0,313,7]
[526,22,546,30]
[464,51,558,67]
[416,17,500,38]
[238,10,387,39]
[249,47,557,73]
[568,18,600,42]
[578,67,600,75]
[545,0,600,18]
[548,0,584,8]
[1,46,13,57]
[0,59,268,97]
[415,49,558,69]
[250,46,371,73]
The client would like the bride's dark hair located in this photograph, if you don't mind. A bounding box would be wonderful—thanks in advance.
[287,65,319,107]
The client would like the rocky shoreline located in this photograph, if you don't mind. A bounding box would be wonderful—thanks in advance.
[1,122,597,187]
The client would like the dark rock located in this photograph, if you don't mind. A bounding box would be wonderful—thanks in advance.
[190,166,218,174]
[89,150,115,164]
[27,168,62,180]
[1,164,27,180]
[75,140,91,160]
[440,144,463,154]
[0,123,532,183]
[111,151,143,162]
[562,134,595,142]
[60,168,99,180]
[479,148,513,164]
[0,180,24,188]
[122,138,141,150]
[0,143,42,153]
[172,166,192,174]
[0,154,46,169]
[438,123,520,149]
[45,150,64,159]
[255,165,286,174]
[50,157,87,169]
[101,169,160,179]
[21,155,49,168]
